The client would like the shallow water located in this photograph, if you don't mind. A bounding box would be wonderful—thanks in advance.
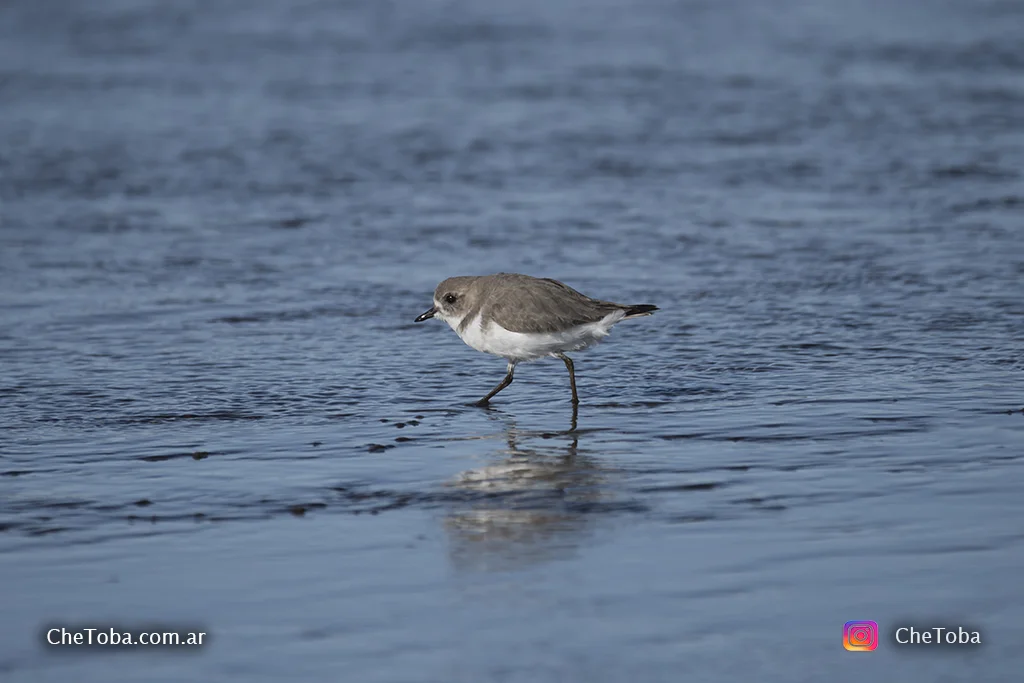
[2,0,1023,680]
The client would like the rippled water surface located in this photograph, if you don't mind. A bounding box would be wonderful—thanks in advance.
[2,0,1023,680]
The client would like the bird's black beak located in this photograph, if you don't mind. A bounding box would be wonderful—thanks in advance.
[414,306,436,322]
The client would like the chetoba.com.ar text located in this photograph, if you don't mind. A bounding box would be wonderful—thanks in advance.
[45,626,206,647]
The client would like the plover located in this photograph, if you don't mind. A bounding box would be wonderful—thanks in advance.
[414,273,657,406]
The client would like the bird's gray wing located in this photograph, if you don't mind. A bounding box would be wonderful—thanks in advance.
[486,277,623,334]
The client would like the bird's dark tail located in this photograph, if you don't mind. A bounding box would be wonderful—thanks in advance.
[623,304,658,319]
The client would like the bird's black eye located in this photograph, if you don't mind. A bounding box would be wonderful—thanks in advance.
[443,293,457,305]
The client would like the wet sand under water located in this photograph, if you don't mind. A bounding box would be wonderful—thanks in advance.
[2,0,1024,680]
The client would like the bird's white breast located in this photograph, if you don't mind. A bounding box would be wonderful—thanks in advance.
[450,311,626,362]
[449,313,490,354]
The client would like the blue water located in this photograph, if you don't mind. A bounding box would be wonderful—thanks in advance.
[2,0,1023,680]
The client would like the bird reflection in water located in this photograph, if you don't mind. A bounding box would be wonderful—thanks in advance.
[444,405,613,571]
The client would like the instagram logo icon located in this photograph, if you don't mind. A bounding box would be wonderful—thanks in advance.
[844,621,878,651]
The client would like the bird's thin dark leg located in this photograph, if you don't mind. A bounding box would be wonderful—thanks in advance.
[476,362,515,406]
[556,353,579,405]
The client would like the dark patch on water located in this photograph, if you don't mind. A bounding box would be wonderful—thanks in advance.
[138,450,215,463]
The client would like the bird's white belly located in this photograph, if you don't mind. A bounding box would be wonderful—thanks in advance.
[452,311,625,361]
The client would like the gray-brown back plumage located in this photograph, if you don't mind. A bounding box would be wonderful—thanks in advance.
[433,273,656,334]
